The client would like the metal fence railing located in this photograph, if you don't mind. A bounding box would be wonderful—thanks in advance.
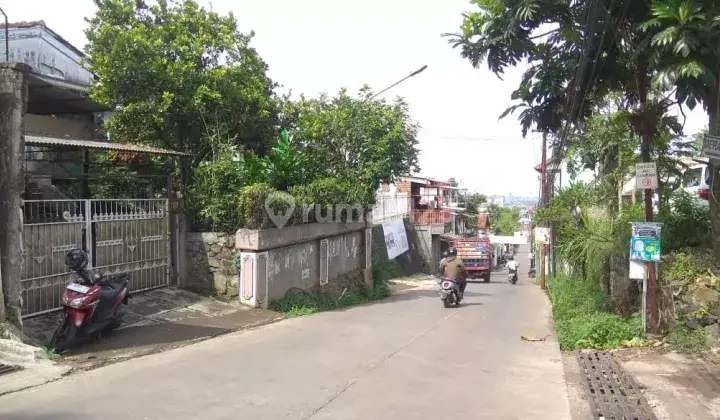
[372,193,409,224]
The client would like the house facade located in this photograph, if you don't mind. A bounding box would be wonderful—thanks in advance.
[373,176,466,271]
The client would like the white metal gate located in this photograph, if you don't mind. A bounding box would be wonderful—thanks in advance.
[21,199,170,317]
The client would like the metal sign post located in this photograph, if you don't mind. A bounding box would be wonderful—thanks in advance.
[630,222,662,333]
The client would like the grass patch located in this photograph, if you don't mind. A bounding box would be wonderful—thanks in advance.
[42,347,66,360]
[271,281,391,318]
[271,259,401,318]
[665,324,708,354]
[548,274,643,350]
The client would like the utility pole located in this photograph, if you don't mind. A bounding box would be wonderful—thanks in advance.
[550,142,557,277]
[639,123,657,334]
[540,132,548,290]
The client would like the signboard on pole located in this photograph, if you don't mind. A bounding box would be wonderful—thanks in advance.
[702,134,720,160]
[534,227,549,244]
[630,222,662,262]
[382,218,409,259]
[635,162,658,190]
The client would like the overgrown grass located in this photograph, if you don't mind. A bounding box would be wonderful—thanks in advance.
[665,324,708,354]
[271,258,402,318]
[548,275,643,350]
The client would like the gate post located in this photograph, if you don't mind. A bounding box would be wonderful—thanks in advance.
[0,62,30,326]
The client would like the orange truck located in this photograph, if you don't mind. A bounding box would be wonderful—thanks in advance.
[453,237,492,282]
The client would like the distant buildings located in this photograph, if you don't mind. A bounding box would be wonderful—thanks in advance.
[489,195,505,207]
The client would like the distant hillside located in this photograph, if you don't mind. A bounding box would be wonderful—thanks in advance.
[504,196,538,207]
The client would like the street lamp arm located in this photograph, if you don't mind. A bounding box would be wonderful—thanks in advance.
[369,65,427,101]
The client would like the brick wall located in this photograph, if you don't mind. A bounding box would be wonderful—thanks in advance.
[396,178,411,194]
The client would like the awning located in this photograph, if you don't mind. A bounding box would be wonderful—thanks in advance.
[26,73,109,114]
[25,134,191,157]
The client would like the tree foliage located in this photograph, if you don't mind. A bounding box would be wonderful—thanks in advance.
[488,205,519,235]
[280,87,421,204]
[642,0,720,120]
[85,0,279,159]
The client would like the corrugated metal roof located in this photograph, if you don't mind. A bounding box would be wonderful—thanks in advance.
[25,134,191,156]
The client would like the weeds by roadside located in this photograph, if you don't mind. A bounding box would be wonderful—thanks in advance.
[271,258,402,318]
[665,324,708,354]
[548,275,643,350]
[43,347,66,360]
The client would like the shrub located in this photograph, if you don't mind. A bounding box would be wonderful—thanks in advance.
[289,178,351,224]
[665,251,706,283]
[665,324,708,354]
[660,190,711,252]
[238,183,280,229]
[548,275,642,350]
[187,148,247,232]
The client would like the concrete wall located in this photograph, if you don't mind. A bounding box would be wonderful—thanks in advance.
[411,225,443,273]
[371,218,425,275]
[186,232,238,297]
[264,230,364,301]
[236,222,372,308]
[25,114,94,138]
[1,23,93,85]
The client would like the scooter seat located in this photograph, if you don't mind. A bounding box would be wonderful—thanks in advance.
[105,276,129,291]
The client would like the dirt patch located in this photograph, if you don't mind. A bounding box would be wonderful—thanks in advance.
[614,348,720,419]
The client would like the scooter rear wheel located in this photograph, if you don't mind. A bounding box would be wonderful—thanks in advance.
[49,317,77,351]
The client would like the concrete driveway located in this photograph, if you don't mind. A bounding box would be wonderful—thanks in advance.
[0,246,571,420]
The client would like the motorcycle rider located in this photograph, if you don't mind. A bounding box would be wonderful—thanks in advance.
[507,255,519,279]
[440,247,467,296]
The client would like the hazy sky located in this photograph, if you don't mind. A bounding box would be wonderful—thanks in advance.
[6,0,708,196]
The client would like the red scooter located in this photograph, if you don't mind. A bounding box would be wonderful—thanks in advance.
[49,249,130,350]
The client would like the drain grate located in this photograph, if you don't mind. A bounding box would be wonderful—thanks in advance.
[576,351,657,420]
[0,363,23,377]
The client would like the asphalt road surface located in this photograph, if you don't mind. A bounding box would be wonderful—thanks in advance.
[0,244,571,420]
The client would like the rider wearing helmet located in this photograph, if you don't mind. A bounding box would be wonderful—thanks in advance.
[440,247,467,294]
[507,255,519,272]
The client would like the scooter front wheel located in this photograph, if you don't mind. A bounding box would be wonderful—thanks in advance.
[49,317,77,351]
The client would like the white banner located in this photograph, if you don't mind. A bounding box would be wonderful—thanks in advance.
[382,218,409,259]
[534,227,550,244]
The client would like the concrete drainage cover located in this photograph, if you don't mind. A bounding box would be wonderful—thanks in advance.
[576,351,657,420]
[0,363,23,377]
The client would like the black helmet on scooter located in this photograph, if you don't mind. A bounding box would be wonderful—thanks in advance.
[447,247,457,257]
[65,249,88,270]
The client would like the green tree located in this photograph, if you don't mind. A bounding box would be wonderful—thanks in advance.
[463,193,487,214]
[641,0,720,257]
[85,0,279,164]
[281,87,420,204]
[493,207,520,235]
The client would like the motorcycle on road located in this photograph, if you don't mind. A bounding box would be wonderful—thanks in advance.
[508,268,518,284]
[437,276,463,308]
[49,249,131,351]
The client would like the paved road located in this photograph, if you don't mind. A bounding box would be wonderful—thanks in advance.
[0,245,571,420]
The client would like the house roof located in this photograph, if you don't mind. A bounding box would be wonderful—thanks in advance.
[1,20,86,59]
[25,134,191,157]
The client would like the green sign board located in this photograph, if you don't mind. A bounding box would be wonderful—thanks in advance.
[630,222,662,262]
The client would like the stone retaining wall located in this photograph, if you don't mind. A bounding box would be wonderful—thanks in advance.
[186,232,238,297]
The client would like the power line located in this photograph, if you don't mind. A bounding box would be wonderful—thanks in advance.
[418,128,538,142]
